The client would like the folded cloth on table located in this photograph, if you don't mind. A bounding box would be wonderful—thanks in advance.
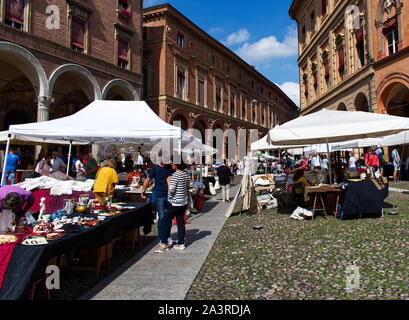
[255,178,272,186]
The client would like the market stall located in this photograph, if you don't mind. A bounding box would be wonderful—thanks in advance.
[0,202,152,300]
[0,100,214,299]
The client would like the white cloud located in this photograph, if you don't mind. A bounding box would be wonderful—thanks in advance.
[277,82,300,109]
[235,26,298,65]
[222,29,250,46]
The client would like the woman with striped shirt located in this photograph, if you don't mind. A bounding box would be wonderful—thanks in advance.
[155,162,192,253]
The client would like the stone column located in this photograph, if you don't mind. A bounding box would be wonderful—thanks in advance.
[35,96,54,159]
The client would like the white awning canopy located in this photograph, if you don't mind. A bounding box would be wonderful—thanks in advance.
[269,109,409,146]
[6,100,192,145]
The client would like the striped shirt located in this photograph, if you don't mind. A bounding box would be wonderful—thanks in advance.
[168,170,191,206]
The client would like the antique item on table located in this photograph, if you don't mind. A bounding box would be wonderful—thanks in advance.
[63,199,75,215]
[22,237,48,246]
[39,197,46,221]
[0,234,18,245]
[79,195,90,206]
[76,203,87,213]
[0,209,16,234]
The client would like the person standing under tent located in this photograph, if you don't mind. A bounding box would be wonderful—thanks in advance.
[2,148,20,186]
[310,152,322,171]
[365,146,379,178]
[322,154,329,171]
[141,155,174,247]
[375,146,384,176]
[348,152,357,173]
[75,153,87,181]
[216,160,233,202]
[50,149,67,175]
[93,159,119,202]
[82,152,98,180]
[391,146,401,182]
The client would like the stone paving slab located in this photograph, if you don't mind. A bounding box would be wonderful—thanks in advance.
[81,184,240,300]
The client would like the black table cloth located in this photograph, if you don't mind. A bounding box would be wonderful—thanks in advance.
[341,179,389,218]
[0,202,152,300]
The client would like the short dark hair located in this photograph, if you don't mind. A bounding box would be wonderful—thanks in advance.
[4,192,21,211]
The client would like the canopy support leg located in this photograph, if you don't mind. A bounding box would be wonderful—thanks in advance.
[327,139,333,185]
[66,141,73,176]
[1,135,11,187]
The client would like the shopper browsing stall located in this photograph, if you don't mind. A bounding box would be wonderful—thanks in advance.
[365,146,380,178]
[93,159,119,202]
[2,148,20,186]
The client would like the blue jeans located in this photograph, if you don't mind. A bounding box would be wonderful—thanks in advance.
[155,197,169,243]
[2,170,16,185]
[349,167,357,173]
[161,203,187,245]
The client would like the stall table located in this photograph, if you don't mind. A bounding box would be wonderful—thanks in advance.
[0,202,153,300]
[304,185,343,220]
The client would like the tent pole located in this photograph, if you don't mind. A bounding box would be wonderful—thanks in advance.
[327,139,333,185]
[66,140,73,176]
[1,134,11,187]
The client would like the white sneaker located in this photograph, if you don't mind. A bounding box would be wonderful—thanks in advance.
[173,244,186,250]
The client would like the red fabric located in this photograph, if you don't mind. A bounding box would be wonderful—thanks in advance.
[0,228,31,290]
[313,73,318,86]
[382,16,397,33]
[118,38,129,62]
[324,62,329,78]
[355,28,363,44]
[71,16,85,49]
[5,0,24,24]
[173,212,187,226]
[338,47,344,70]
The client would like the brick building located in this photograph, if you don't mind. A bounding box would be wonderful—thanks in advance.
[143,4,298,157]
[289,0,409,120]
[0,0,143,133]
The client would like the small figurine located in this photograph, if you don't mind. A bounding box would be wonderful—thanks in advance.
[39,197,46,221]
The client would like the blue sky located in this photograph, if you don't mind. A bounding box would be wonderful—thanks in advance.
[143,0,300,107]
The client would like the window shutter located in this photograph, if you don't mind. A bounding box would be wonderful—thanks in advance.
[5,0,24,24]
[313,73,318,86]
[71,16,85,49]
[355,28,364,45]
[324,62,329,78]
[216,87,221,100]
[321,0,327,15]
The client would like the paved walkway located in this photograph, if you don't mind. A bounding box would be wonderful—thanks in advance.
[80,184,240,300]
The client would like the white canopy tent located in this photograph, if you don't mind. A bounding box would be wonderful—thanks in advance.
[268,109,409,184]
[1,100,214,185]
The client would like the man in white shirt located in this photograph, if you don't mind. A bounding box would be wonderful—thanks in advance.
[310,152,322,170]
[50,149,67,174]
[348,152,357,172]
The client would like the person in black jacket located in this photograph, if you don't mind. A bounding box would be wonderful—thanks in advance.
[216,160,233,202]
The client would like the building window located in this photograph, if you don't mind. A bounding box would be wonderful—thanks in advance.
[261,105,265,126]
[215,86,222,112]
[117,37,129,69]
[302,26,306,44]
[356,28,365,68]
[230,93,235,116]
[242,99,246,120]
[251,80,255,89]
[252,105,256,123]
[322,0,327,16]
[311,11,315,32]
[386,29,399,56]
[324,62,330,90]
[198,77,205,107]
[118,0,132,19]
[71,16,86,53]
[4,0,25,30]
[313,72,318,97]
[269,108,273,126]
[383,16,399,56]
[177,32,184,48]
[338,46,345,81]
[176,66,185,100]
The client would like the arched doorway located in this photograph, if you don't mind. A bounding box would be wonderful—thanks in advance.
[355,93,369,112]
[102,79,139,101]
[337,103,347,111]
[381,82,409,117]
